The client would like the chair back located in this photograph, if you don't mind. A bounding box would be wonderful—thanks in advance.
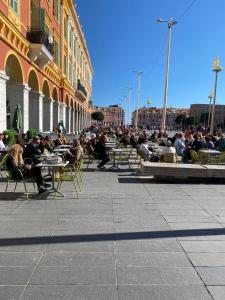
[190,150,198,163]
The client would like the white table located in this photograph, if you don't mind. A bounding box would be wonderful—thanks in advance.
[109,149,124,169]
[36,161,69,197]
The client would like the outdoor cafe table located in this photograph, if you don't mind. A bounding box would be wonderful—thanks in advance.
[109,148,125,169]
[36,161,69,197]
[53,148,70,154]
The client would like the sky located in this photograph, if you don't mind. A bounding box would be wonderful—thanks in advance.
[76,0,225,116]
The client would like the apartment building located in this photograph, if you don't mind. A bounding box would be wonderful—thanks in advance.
[0,0,93,133]
[92,105,125,126]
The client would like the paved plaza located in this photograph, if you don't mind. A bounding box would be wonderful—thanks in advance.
[0,167,225,299]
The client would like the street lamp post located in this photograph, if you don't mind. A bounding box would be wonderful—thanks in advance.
[210,57,223,135]
[134,71,143,129]
[146,99,151,129]
[157,17,177,132]
[208,90,213,129]
[127,87,132,126]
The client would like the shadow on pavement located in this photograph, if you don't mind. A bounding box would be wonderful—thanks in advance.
[0,227,224,247]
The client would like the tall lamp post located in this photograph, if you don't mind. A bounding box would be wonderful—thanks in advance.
[208,90,213,128]
[134,71,143,129]
[127,87,132,126]
[210,57,223,135]
[156,17,177,132]
[146,99,151,129]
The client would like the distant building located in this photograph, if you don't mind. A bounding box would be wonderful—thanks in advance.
[132,107,189,129]
[190,104,225,128]
[92,105,125,126]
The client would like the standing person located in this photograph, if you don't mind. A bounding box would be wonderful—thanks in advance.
[0,133,6,152]
[174,133,186,157]
[6,144,50,194]
[95,135,110,170]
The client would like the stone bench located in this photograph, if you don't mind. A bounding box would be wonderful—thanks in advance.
[140,162,225,179]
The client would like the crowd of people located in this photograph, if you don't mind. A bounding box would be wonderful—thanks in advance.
[1,125,225,194]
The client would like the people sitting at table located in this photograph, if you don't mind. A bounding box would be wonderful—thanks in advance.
[79,135,86,148]
[6,144,50,195]
[0,133,6,152]
[85,133,97,155]
[160,141,176,163]
[42,135,54,153]
[139,138,153,161]
[64,138,84,164]
[15,134,27,148]
[174,133,186,157]
[95,134,110,170]
[191,133,205,152]
[23,136,42,164]
[130,133,137,148]
[205,136,215,150]
[120,133,130,147]
[54,133,67,147]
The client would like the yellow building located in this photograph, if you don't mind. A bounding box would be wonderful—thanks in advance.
[0,0,93,133]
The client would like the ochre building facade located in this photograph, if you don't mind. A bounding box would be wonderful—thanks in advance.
[0,0,93,133]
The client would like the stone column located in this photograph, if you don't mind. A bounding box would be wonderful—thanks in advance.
[71,108,75,133]
[29,91,43,132]
[0,72,9,132]
[53,101,60,129]
[7,82,30,133]
[43,96,53,132]
[75,110,78,133]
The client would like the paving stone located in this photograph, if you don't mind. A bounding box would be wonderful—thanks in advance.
[180,241,225,252]
[169,223,222,230]
[117,266,203,285]
[207,286,225,300]
[0,267,33,284]
[188,253,225,266]
[21,285,117,300]
[118,285,212,300]
[30,266,116,285]
[0,252,41,266]
[116,252,191,267]
[39,252,115,266]
[197,267,225,285]
[164,216,217,223]
[0,286,24,300]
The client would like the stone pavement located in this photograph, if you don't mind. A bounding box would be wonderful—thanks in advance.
[0,167,225,299]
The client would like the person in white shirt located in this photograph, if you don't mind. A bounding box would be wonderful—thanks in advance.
[0,133,6,151]
[174,133,185,157]
[160,141,176,163]
[140,138,152,161]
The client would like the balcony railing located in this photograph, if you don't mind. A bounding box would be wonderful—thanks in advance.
[27,28,54,55]
[77,80,87,97]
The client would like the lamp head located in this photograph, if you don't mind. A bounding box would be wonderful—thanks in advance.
[156,19,166,23]
[213,56,223,72]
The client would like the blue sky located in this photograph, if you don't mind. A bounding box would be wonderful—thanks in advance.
[76,0,225,114]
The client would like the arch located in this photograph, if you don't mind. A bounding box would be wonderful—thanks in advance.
[5,53,24,83]
[52,87,58,102]
[28,69,39,91]
[42,80,50,97]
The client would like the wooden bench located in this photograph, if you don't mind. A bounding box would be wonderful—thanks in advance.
[140,161,225,179]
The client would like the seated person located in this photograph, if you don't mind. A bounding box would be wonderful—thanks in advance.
[85,134,97,155]
[205,136,215,150]
[43,135,54,153]
[191,133,205,152]
[23,136,42,164]
[54,133,67,147]
[174,133,186,157]
[139,138,152,161]
[0,133,6,152]
[160,141,176,163]
[95,134,110,170]
[6,144,50,194]
[64,139,84,163]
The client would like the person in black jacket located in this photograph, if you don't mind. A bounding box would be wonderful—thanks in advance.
[95,135,110,170]
[23,136,42,164]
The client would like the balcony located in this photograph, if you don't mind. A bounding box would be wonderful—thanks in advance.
[75,80,87,102]
[27,28,54,68]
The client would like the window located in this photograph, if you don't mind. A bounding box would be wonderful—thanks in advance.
[53,0,60,22]
[64,55,67,76]
[10,0,19,14]
[54,40,60,66]
[64,17,68,41]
